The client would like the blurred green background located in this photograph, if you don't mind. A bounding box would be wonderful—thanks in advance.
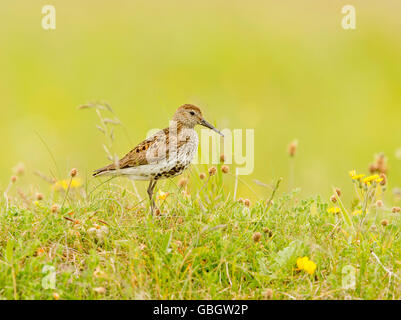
[1,0,401,199]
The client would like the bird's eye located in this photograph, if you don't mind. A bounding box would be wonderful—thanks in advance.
[189,111,195,116]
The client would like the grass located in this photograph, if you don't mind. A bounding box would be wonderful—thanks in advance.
[2,162,401,300]
[1,2,401,299]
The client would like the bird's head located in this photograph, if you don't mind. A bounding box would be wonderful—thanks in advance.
[172,104,223,136]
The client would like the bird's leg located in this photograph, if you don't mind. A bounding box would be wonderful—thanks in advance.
[147,180,157,213]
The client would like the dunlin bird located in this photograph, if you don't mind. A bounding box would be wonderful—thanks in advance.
[93,104,223,212]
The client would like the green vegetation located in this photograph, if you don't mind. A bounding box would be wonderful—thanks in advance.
[1,1,401,300]
[1,164,401,300]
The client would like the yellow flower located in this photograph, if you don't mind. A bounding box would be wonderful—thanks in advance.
[352,210,362,216]
[362,175,381,186]
[349,170,365,180]
[361,175,383,186]
[296,256,309,270]
[296,256,317,275]
[327,207,340,214]
[303,260,317,275]
[54,178,82,191]
[70,179,82,188]
[157,190,169,201]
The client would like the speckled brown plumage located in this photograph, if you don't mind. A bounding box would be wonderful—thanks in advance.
[93,104,223,213]
[93,124,190,175]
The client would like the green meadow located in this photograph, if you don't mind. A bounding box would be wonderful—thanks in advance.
[1,1,401,300]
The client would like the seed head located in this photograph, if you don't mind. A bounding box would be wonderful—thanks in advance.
[263,288,273,300]
[253,232,262,242]
[369,163,378,174]
[36,193,43,201]
[263,227,273,237]
[376,153,387,173]
[330,195,337,203]
[335,188,341,197]
[370,153,388,174]
[392,207,401,213]
[244,199,251,207]
[51,204,59,213]
[10,176,17,183]
[220,154,225,163]
[381,219,389,227]
[70,168,78,177]
[13,162,26,176]
[376,200,384,208]
[288,140,298,157]
[208,166,217,176]
[199,173,206,180]
[178,177,188,188]
[238,198,244,204]
[221,165,229,174]
[379,173,387,186]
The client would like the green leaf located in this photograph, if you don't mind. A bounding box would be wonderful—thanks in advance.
[161,231,172,255]
[272,240,304,271]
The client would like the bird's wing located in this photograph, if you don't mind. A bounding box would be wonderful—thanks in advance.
[93,124,193,176]
[93,128,170,175]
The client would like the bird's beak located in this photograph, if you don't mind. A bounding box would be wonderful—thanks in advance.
[200,119,224,137]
